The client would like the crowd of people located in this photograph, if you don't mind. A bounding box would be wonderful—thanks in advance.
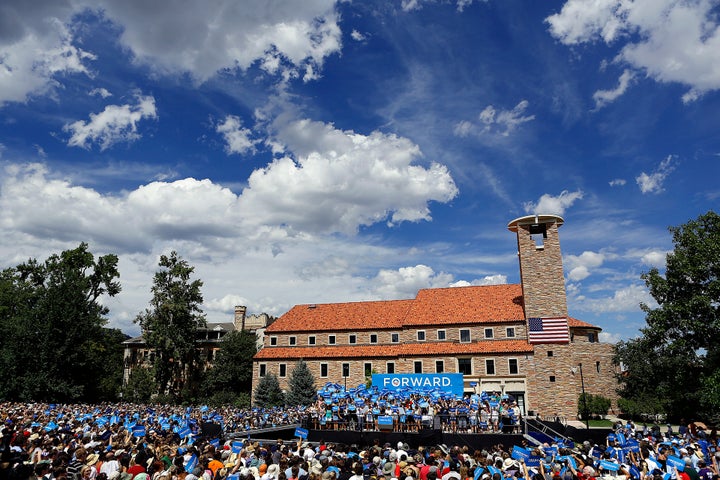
[1,401,719,480]
[308,385,521,433]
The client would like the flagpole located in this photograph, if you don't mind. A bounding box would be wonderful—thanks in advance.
[579,363,589,430]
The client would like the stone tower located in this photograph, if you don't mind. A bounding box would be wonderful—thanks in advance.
[508,214,576,418]
[507,214,568,319]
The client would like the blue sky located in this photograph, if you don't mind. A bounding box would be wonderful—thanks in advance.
[1,0,719,341]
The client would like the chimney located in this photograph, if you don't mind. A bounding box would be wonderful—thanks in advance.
[234,305,247,331]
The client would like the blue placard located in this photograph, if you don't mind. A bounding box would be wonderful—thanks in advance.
[512,446,530,461]
[377,415,394,426]
[372,373,465,396]
[600,461,620,472]
[526,456,541,467]
[295,427,308,439]
[132,425,146,437]
[616,433,626,446]
[666,456,685,471]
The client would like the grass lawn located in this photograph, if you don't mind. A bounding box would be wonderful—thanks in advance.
[586,419,615,427]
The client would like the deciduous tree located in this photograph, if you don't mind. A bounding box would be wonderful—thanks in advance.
[135,251,206,398]
[615,211,720,420]
[0,243,120,401]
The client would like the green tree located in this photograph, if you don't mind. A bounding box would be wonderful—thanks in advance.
[285,360,317,406]
[203,330,257,395]
[615,211,720,420]
[254,373,284,407]
[123,366,156,403]
[135,251,206,399]
[0,243,121,401]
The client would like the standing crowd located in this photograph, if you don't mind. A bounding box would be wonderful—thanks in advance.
[2,402,719,480]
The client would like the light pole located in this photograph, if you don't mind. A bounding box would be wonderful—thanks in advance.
[579,362,589,430]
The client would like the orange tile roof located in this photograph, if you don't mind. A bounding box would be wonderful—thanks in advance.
[264,299,414,333]
[404,284,525,326]
[568,316,601,329]
[254,339,533,360]
[265,284,603,335]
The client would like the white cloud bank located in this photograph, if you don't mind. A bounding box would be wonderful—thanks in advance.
[547,0,720,103]
[0,0,342,106]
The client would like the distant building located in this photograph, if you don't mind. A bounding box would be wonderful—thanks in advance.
[252,215,618,419]
[122,306,275,385]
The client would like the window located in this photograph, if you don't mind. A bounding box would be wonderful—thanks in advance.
[342,363,350,377]
[386,362,395,374]
[549,375,556,383]
[259,364,267,377]
[308,335,316,345]
[458,358,472,375]
[437,330,446,340]
[460,329,471,343]
[435,360,444,373]
[529,223,547,249]
[588,332,597,343]
[289,336,297,346]
[320,363,328,377]
[484,328,494,339]
[417,330,426,341]
[547,350,554,357]
[328,335,336,345]
[391,333,399,343]
[279,363,287,377]
[506,327,516,338]
[364,362,372,377]
[349,334,357,344]
[485,359,495,375]
[369,333,378,344]
[596,361,601,373]
[414,361,423,374]
[508,358,518,375]
[270,336,278,346]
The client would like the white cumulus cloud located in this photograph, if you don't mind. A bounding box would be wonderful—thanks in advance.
[636,155,675,194]
[523,190,584,216]
[372,265,454,299]
[89,88,113,98]
[239,118,459,234]
[547,0,720,101]
[565,251,605,281]
[640,250,667,268]
[0,8,95,105]
[450,274,507,287]
[609,178,626,187]
[216,115,257,155]
[64,93,158,150]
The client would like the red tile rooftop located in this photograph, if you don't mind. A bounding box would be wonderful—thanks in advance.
[266,284,527,333]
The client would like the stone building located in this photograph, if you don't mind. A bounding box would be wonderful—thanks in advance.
[252,215,618,419]
[122,306,275,386]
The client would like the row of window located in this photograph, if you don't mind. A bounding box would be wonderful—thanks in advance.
[257,358,520,378]
[269,327,517,346]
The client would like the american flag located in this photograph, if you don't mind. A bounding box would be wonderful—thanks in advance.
[528,317,569,344]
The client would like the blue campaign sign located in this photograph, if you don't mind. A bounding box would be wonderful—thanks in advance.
[526,456,542,467]
[616,433,627,446]
[295,427,309,439]
[377,415,394,426]
[372,373,464,396]
[511,446,530,461]
[666,456,685,471]
[599,461,620,472]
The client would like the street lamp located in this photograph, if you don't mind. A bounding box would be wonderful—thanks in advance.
[579,363,589,430]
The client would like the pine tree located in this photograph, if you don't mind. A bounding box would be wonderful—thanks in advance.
[254,373,285,407]
[285,360,317,406]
